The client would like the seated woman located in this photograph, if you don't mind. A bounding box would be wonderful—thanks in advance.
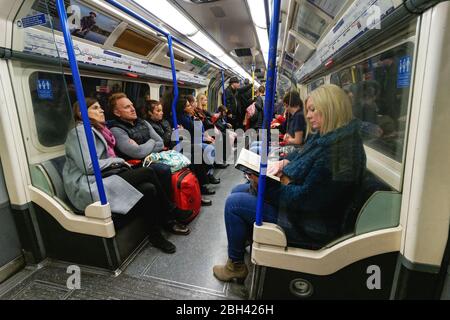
[63,98,191,254]
[177,95,220,186]
[143,99,174,149]
[142,99,214,205]
[213,84,367,282]
[196,94,214,129]
[250,90,305,156]
[195,94,229,165]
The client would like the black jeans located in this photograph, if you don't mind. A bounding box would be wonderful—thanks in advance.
[117,167,174,228]
[148,162,173,200]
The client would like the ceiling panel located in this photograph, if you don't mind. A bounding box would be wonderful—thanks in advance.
[172,0,265,75]
[173,0,256,52]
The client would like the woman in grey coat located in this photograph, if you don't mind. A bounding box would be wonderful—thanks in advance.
[63,98,190,253]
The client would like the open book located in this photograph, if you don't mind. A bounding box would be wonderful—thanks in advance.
[235,148,280,182]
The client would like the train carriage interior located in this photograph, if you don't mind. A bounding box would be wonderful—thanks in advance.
[1,0,450,301]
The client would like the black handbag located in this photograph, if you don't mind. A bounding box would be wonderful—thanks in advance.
[101,163,130,178]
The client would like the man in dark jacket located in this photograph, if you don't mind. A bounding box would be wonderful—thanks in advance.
[225,77,252,130]
[250,85,265,130]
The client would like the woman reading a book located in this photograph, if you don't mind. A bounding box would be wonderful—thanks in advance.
[213,84,367,283]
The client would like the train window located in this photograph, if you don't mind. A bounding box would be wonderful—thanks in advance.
[307,78,324,93]
[307,0,346,19]
[333,42,414,162]
[64,77,150,119]
[330,72,340,86]
[28,72,74,147]
[30,0,120,45]
[293,2,329,44]
[29,72,151,147]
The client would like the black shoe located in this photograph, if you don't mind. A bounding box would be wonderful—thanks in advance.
[148,231,176,254]
[201,198,212,206]
[201,185,216,195]
[208,174,221,184]
[172,207,193,222]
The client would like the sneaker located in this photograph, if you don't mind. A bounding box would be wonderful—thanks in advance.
[201,198,212,206]
[148,231,176,254]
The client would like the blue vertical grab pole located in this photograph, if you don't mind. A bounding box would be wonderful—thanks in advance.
[167,34,179,144]
[55,0,107,205]
[267,66,277,149]
[255,0,281,226]
[271,66,278,118]
[221,70,226,107]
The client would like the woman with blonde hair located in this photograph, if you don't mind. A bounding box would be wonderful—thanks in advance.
[213,84,367,282]
[197,93,208,111]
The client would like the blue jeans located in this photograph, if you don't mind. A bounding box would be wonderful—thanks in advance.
[249,141,277,155]
[202,142,215,165]
[225,183,278,262]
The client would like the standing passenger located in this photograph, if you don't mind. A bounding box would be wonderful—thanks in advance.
[225,77,252,130]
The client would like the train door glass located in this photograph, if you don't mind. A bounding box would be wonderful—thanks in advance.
[0,160,24,283]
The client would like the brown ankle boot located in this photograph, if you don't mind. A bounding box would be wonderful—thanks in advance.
[213,259,248,283]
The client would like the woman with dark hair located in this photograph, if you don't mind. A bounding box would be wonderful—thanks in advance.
[143,99,173,148]
[64,98,191,254]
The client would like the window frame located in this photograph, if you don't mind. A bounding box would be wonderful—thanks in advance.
[18,65,152,164]
[325,35,418,191]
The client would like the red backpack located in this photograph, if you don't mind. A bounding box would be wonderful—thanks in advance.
[171,168,201,223]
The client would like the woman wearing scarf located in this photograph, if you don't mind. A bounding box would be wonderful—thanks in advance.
[63,98,191,254]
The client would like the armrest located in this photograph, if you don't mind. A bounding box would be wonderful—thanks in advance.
[253,222,287,247]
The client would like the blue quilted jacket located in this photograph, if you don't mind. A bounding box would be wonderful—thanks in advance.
[278,119,367,246]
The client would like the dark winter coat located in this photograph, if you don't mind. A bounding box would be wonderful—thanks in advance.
[278,119,367,247]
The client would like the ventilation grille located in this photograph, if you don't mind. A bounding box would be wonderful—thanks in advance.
[234,48,252,57]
